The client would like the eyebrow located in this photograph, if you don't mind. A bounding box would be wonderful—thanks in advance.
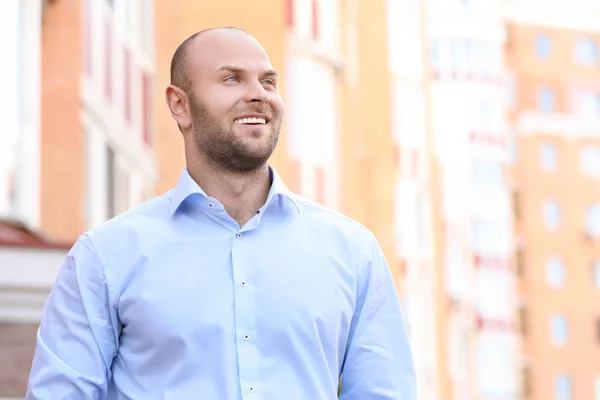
[215,65,278,77]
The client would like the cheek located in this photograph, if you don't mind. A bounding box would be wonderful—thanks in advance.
[271,98,285,118]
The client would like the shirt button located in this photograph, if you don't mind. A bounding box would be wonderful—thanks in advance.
[248,387,255,393]
[208,203,214,208]
[244,334,250,341]
[236,233,242,239]
[241,281,247,287]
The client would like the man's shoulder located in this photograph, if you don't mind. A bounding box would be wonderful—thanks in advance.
[289,193,375,241]
[84,190,174,246]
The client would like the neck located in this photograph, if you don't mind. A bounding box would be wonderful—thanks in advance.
[187,156,271,227]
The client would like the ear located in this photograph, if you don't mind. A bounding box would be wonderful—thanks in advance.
[165,85,192,131]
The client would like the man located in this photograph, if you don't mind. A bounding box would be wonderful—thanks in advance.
[26,27,416,399]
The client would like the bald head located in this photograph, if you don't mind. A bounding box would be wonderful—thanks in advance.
[164,25,283,171]
[170,27,254,94]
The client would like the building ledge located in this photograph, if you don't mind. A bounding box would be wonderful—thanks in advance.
[517,111,600,139]
[0,220,68,323]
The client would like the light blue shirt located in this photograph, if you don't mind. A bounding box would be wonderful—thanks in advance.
[26,167,416,400]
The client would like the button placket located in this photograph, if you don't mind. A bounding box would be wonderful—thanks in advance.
[231,229,258,397]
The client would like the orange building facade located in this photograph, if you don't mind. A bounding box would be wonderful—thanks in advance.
[506,2,600,399]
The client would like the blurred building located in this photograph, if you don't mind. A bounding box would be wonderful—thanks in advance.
[40,0,157,243]
[506,1,600,399]
[0,1,67,398]
[0,0,157,397]
[394,0,521,399]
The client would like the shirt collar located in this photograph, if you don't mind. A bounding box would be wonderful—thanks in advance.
[169,165,300,216]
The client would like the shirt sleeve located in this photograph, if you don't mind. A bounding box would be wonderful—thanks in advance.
[339,231,417,400]
[26,234,119,400]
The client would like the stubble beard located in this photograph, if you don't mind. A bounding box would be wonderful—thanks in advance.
[189,95,281,173]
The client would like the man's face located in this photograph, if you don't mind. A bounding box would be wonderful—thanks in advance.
[185,32,284,172]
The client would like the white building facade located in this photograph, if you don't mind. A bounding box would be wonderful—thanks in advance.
[284,0,341,209]
[82,0,157,228]
[425,0,520,398]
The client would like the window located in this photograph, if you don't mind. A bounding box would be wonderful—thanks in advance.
[546,257,565,288]
[550,314,568,346]
[311,0,319,40]
[581,146,600,177]
[123,47,132,123]
[540,143,557,172]
[575,37,598,65]
[471,159,504,185]
[593,261,600,289]
[142,72,152,145]
[538,87,556,112]
[285,0,294,27]
[556,374,572,400]
[104,21,113,101]
[586,204,600,237]
[595,375,600,400]
[536,34,551,58]
[543,200,561,230]
[538,87,555,112]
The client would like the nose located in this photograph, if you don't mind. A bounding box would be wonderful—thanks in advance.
[244,80,270,103]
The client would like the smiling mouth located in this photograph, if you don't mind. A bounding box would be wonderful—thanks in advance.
[234,117,267,125]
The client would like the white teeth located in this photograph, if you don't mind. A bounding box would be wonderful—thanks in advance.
[235,117,266,125]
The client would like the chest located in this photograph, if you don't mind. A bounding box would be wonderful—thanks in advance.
[115,233,357,345]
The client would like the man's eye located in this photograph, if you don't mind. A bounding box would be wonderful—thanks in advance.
[262,79,275,86]
[225,76,239,82]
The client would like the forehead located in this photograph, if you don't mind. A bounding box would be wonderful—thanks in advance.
[187,31,274,77]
